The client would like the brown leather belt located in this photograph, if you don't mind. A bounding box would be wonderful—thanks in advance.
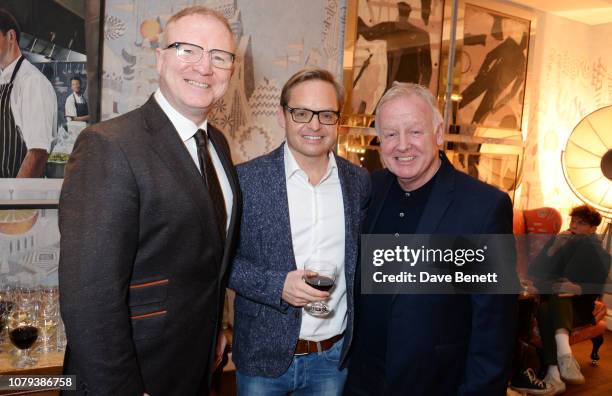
[294,333,343,355]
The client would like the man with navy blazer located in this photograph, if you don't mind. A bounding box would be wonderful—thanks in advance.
[345,83,517,395]
[59,7,240,395]
[229,68,370,395]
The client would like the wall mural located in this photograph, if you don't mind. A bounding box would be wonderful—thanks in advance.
[457,4,530,130]
[0,178,62,287]
[0,209,59,286]
[101,0,347,163]
[349,0,444,114]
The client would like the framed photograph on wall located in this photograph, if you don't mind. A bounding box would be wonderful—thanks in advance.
[456,3,530,130]
[346,0,445,115]
[0,0,103,181]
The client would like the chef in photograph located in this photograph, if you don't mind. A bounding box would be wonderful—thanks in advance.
[0,8,57,178]
[65,76,89,123]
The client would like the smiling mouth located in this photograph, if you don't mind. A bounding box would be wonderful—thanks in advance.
[185,79,210,89]
[303,135,323,141]
[396,156,415,162]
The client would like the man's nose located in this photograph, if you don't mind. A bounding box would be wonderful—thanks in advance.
[193,52,213,74]
[397,132,411,150]
[308,114,322,130]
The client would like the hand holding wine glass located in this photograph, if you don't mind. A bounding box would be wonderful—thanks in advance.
[281,269,330,307]
[303,261,337,317]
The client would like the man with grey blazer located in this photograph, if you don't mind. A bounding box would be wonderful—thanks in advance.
[59,6,240,395]
[229,68,370,395]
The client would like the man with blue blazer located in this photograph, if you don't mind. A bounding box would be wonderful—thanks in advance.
[229,68,370,395]
[345,83,517,395]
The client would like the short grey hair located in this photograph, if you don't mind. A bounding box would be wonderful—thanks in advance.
[374,82,443,136]
[161,6,233,47]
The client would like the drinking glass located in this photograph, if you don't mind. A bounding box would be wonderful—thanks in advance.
[37,303,58,353]
[0,286,16,343]
[303,261,337,317]
[7,300,39,367]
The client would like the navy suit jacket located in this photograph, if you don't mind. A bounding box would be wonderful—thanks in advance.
[229,143,370,377]
[348,153,517,396]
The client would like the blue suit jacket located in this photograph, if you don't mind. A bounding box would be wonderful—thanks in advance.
[229,143,370,377]
[348,153,517,396]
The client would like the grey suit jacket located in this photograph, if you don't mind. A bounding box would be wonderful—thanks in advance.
[228,143,370,377]
[59,96,241,395]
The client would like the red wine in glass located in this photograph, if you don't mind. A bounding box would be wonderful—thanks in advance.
[9,325,39,349]
[305,275,335,292]
[303,262,337,317]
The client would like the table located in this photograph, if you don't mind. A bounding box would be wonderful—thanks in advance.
[0,341,64,395]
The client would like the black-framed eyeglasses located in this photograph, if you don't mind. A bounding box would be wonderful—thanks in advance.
[284,105,340,125]
[164,42,235,70]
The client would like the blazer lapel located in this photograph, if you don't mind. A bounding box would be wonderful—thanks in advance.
[140,96,222,245]
[365,170,395,234]
[269,144,298,270]
[336,156,359,286]
[414,153,455,234]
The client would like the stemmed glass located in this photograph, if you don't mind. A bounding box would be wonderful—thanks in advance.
[37,287,59,353]
[303,261,337,317]
[7,297,40,368]
[0,285,16,343]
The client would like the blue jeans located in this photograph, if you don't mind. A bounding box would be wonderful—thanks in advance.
[236,339,347,395]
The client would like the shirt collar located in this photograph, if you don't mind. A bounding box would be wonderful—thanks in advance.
[154,88,207,141]
[0,56,22,79]
[283,142,337,182]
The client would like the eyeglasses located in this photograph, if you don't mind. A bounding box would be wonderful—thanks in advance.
[164,42,235,70]
[284,105,340,125]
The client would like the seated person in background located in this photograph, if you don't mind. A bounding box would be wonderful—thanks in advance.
[64,76,89,123]
[529,205,611,394]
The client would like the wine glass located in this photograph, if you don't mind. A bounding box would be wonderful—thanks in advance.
[303,261,337,317]
[7,300,39,368]
[0,286,16,343]
[37,297,59,353]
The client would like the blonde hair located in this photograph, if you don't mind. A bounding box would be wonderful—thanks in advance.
[280,67,344,110]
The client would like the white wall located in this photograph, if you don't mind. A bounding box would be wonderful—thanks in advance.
[520,11,612,225]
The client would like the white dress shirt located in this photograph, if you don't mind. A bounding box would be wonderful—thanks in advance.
[154,89,233,230]
[0,57,57,151]
[284,144,346,341]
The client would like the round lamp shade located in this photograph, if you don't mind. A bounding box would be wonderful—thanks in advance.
[562,105,612,217]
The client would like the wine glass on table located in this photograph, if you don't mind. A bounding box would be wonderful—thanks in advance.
[0,286,16,343]
[303,261,337,317]
[37,294,59,353]
[7,299,39,368]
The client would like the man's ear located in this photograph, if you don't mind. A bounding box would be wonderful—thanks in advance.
[435,123,444,146]
[276,106,286,129]
[7,29,17,43]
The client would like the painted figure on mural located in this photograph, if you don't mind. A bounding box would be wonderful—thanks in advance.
[357,1,432,90]
[459,16,528,128]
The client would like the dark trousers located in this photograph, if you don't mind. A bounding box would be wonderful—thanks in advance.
[538,296,573,366]
[537,295,597,366]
